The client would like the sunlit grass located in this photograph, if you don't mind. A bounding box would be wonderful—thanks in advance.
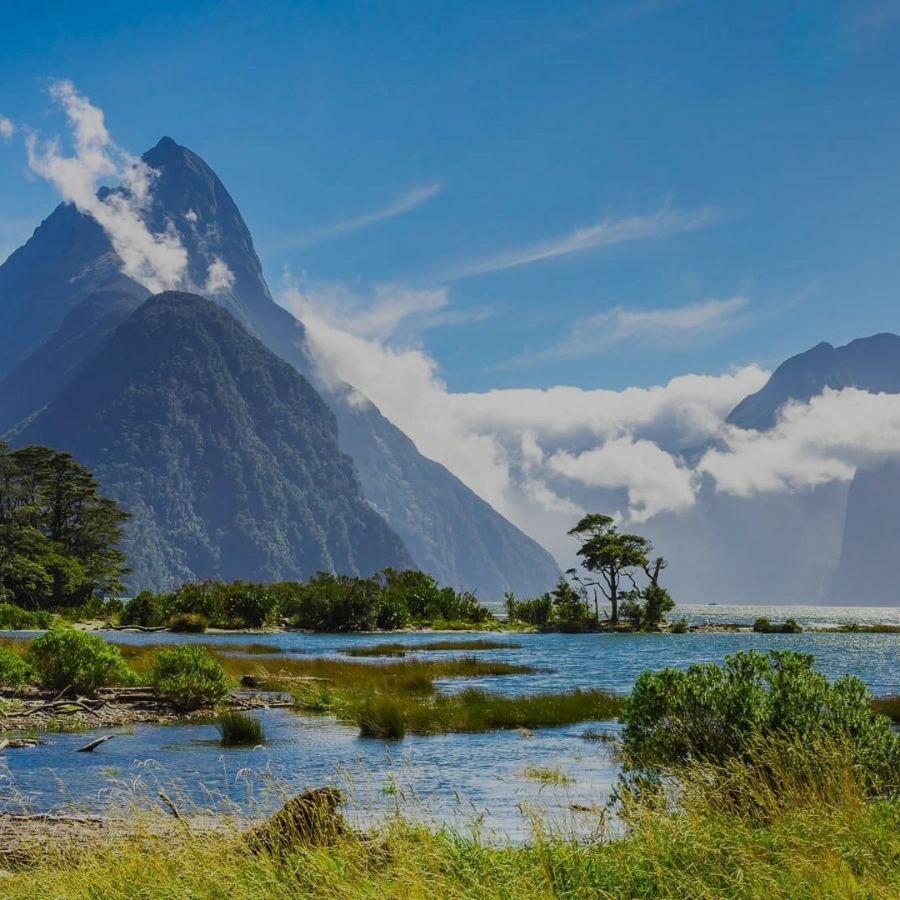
[521,765,574,785]
[217,710,266,746]
[339,639,522,657]
[3,741,900,898]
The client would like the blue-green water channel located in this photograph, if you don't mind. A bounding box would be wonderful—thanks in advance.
[3,604,900,838]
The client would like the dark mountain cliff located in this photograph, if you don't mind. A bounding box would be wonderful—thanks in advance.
[0,137,560,599]
[16,292,413,591]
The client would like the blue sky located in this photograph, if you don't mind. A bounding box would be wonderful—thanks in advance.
[2,0,900,397]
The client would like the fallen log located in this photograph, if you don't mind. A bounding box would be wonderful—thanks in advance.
[76,734,116,753]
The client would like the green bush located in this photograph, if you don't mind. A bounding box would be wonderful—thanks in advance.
[753,617,802,634]
[169,612,208,633]
[358,696,408,739]
[0,603,52,630]
[121,591,166,627]
[0,647,31,687]
[621,649,900,800]
[26,626,136,694]
[150,644,230,711]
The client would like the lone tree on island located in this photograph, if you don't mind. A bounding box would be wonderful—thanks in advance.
[567,513,673,627]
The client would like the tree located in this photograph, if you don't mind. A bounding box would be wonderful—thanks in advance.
[567,514,649,624]
[567,514,673,627]
[0,443,131,608]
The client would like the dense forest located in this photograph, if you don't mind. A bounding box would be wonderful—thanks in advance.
[0,443,130,609]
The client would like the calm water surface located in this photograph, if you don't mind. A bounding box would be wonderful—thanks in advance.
[3,604,899,838]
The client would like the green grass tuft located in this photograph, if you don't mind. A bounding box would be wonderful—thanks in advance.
[216,710,265,746]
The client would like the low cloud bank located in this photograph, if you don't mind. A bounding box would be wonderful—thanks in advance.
[284,280,900,562]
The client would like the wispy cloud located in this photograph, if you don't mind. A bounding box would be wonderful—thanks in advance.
[523,296,750,364]
[446,206,724,280]
[0,116,15,142]
[279,181,442,250]
[280,276,490,343]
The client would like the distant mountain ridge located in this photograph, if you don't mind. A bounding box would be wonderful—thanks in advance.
[726,333,900,431]
[0,137,561,599]
[723,333,900,606]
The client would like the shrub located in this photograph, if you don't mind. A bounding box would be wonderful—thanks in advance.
[0,646,31,687]
[169,612,208,633]
[222,582,279,628]
[216,710,265,746]
[0,603,52,630]
[150,644,230,711]
[358,696,408,739]
[621,649,900,800]
[753,617,802,634]
[26,626,136,694]
[121,591,166,627]
[670,617,688,634]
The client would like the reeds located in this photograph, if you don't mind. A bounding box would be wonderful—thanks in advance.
[216,710,266,746]
[339,639,521,657]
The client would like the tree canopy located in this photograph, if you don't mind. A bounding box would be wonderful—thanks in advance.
[567,513,673,626]
[0,443,131,609]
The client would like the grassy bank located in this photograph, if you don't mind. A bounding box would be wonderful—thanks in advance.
[338,639,522,657]
[2,752,899,899]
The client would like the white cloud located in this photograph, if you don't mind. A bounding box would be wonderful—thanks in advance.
[204,256,236,295]
[0,116,15,141]
[698,388,900,496]
[280,278,771,559]
[280,181,442,250]
[284,278,490,342]
[282,278,900,563]
[23,80,188,294]
[447,206,724,280]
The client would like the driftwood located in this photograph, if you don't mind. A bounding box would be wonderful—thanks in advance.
[244,787,344,854]
[102,623,168,632]
[76,734,115,753]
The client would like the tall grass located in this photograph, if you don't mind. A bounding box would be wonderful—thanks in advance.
[339,639,522,658]
[2,741,900,898]
[216,710,266,746]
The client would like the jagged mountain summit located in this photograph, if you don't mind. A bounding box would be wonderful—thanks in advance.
[726,334,900,431]
[16,292,413,591]
[0,137,560,599]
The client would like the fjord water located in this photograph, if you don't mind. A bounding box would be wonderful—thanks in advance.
[3,604,900,838]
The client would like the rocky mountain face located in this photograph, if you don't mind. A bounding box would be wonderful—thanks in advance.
[17,292,413,592]
[725,334,900,607]
[0,137,560,599]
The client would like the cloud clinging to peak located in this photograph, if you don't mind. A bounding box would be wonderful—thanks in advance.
[24,80,188,294]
